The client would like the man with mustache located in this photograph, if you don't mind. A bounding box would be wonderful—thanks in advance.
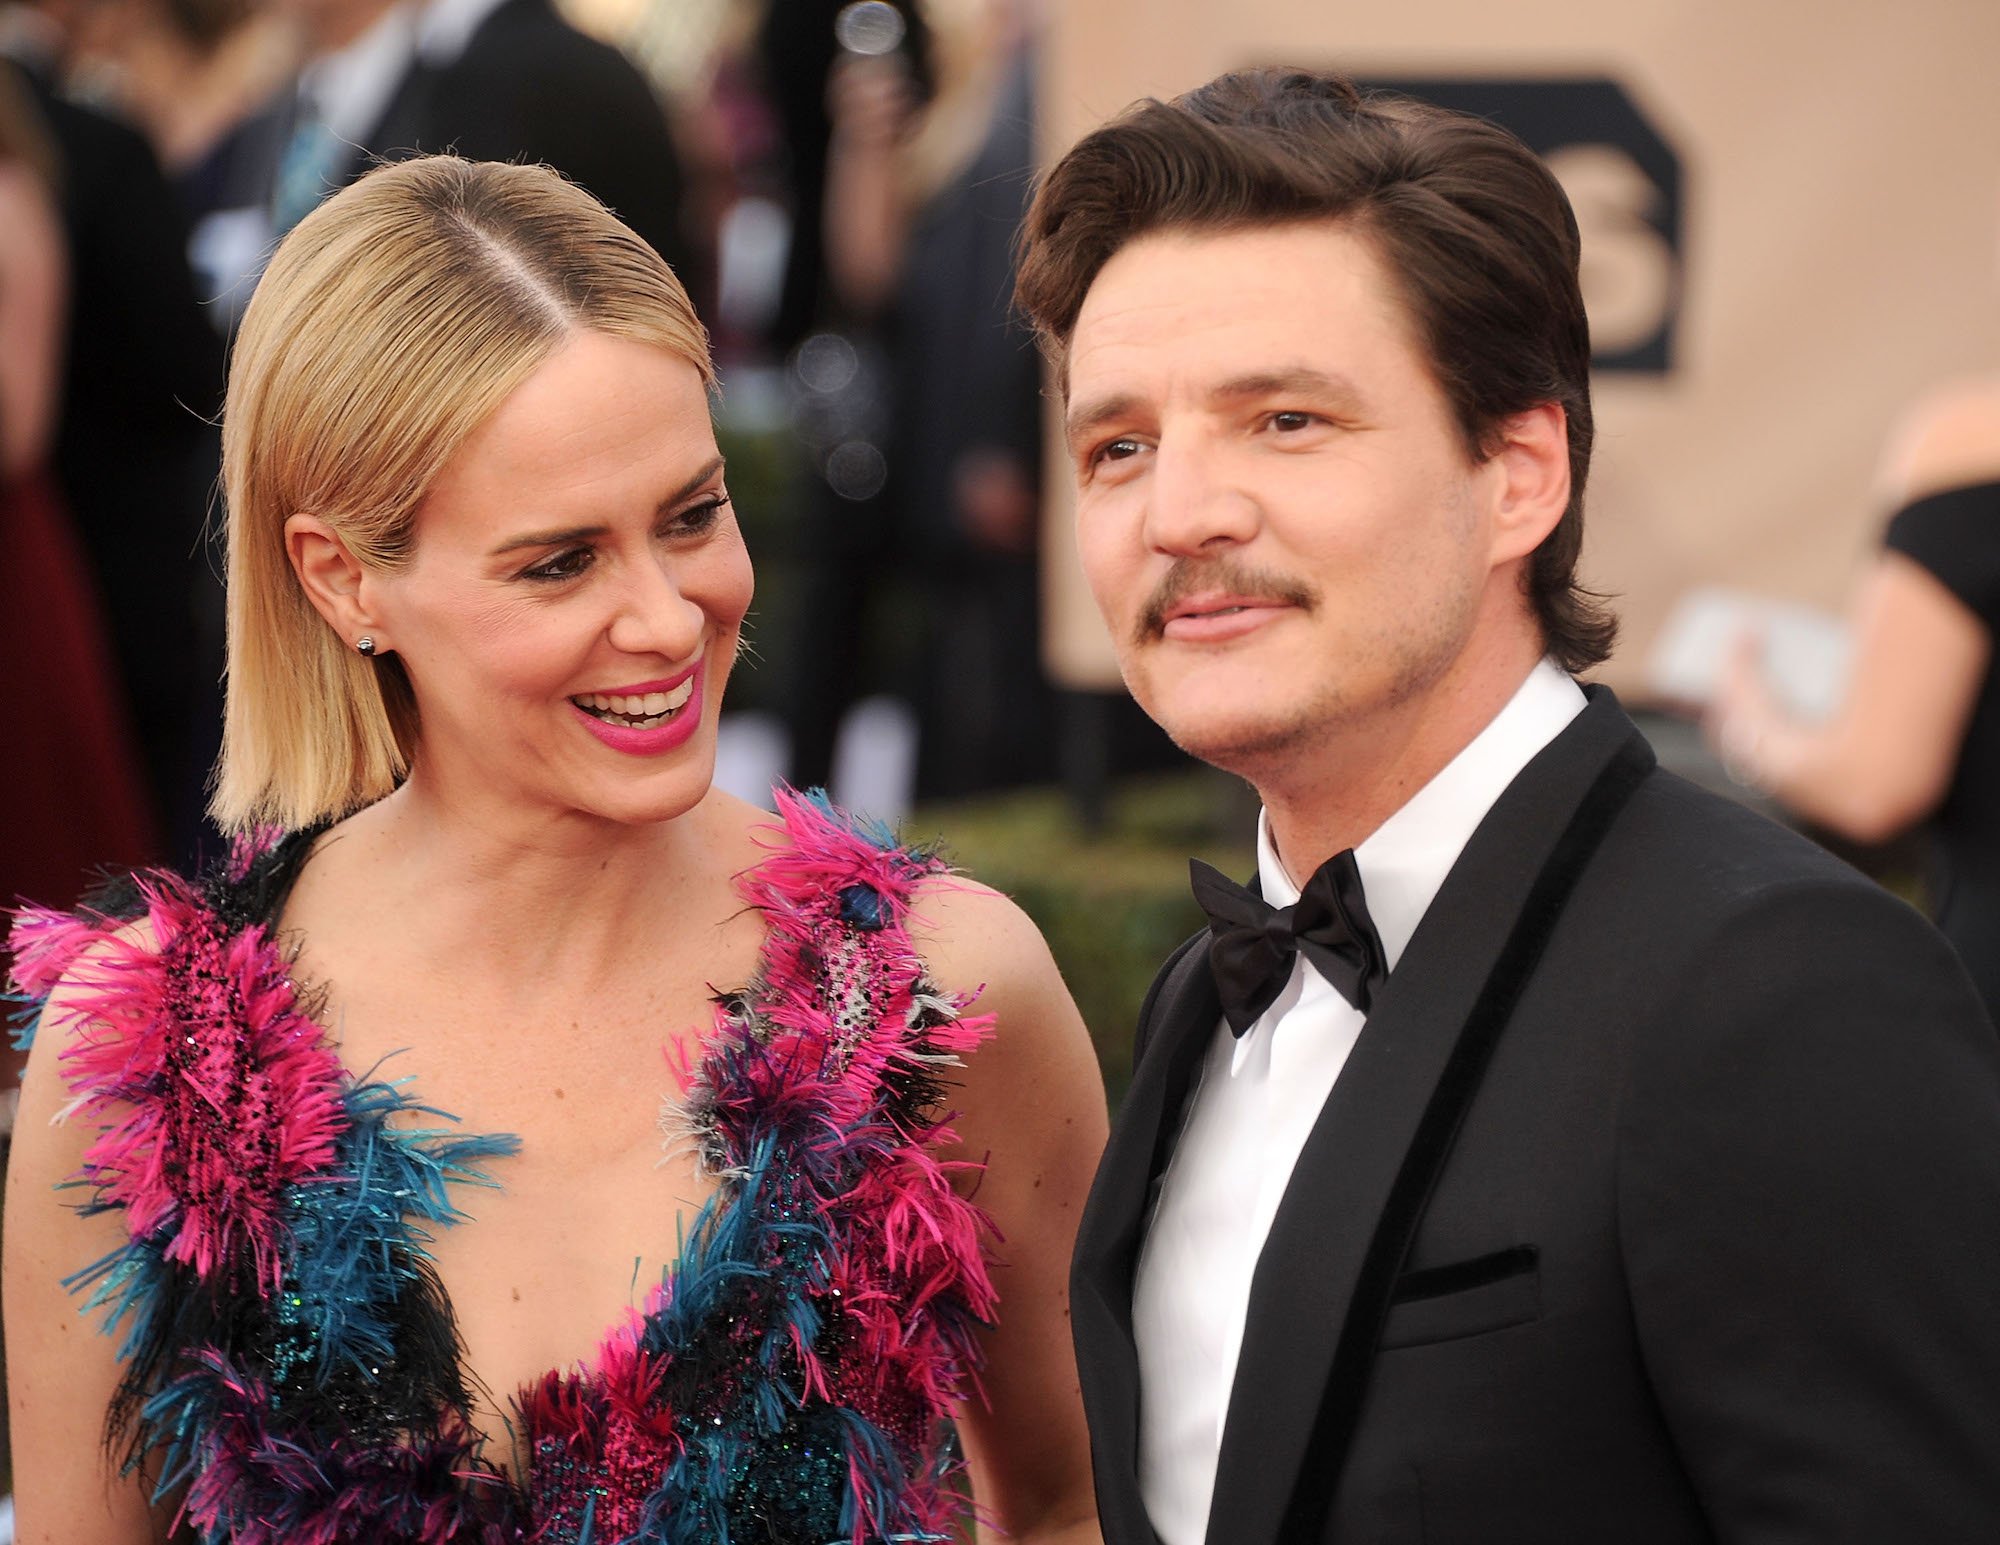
[1014,67,2000,1544]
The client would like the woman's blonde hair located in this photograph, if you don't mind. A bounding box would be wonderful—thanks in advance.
[211,156,712,833]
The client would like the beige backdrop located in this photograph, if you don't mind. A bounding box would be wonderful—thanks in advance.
[1037,0,2000,698]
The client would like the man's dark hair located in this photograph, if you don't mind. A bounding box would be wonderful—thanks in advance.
[1015,67,1615,673]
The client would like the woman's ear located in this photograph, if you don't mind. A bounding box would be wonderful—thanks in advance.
[285,514,386,652]
[1484,402,1571,566]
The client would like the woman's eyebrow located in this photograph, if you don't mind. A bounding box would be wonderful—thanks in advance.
[487,455,727,555]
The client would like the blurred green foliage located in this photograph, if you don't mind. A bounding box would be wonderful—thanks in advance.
[913,772,1254,1108]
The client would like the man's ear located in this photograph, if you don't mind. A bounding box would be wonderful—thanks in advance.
[285,514,386,651]
[1485,402,1571,566]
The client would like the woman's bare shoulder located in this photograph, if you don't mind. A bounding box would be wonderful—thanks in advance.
[906,872,1062,999]
[13,903,162,1046]
[903,871,1105,1112]
[1880,376,2000,506]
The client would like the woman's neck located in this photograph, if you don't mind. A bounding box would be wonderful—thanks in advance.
[315,774,736,983]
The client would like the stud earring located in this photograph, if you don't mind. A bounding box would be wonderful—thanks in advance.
[357,636,378,657]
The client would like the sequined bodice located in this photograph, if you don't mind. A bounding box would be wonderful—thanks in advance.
[9,792,995,1544]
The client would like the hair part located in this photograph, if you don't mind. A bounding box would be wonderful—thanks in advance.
[212,156,711,833]
[1014,67,1617,673]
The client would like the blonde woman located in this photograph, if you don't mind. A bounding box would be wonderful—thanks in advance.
[3,156,1106,1545]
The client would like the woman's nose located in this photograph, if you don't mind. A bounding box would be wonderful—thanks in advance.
[605,559,706,661]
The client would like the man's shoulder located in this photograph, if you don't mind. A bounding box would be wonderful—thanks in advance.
[433,0,667,156]
[457,0,645,78]
[1600,763,1893,921]
[15,69,168,215]
[1487,749,1974,1025]
[1587,766,1986,1039]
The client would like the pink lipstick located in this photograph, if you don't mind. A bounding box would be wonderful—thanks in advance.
[568,659,705,756]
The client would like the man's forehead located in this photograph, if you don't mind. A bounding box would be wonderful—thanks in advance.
[1060,220,1407,398]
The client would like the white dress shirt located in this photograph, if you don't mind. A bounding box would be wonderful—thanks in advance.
[1131,660,1587,1545]
[297,3,421,150]
[414,0,509,67]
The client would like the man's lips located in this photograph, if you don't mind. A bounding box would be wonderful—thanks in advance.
[1158,594,1295,642]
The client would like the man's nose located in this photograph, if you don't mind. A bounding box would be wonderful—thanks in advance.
[1143,434,1259,556]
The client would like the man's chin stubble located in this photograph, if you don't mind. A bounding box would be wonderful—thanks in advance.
[1159,711,1326,781]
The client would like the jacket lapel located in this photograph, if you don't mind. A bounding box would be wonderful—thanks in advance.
[1073,932,1222,1545]
[1203,689,1655,1545]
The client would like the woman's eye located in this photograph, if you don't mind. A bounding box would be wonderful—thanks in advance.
[670,494,731,535]
[522,547,593,582]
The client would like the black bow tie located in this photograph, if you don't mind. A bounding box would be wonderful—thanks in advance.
[1189,852,1388,1035]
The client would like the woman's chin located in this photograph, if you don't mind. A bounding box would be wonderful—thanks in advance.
[579,764,720,828]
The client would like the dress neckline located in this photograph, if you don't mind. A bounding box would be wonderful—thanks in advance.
[247,818,763,1477]
[13,791,1000,1543]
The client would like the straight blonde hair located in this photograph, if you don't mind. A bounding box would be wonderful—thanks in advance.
[212,156,712,833]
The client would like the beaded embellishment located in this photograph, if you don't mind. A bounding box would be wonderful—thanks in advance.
[7,790,996,1543]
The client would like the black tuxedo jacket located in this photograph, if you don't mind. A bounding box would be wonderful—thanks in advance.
[1073,690,2000,1544]
[368,0,688,272]
[367,0,688,275]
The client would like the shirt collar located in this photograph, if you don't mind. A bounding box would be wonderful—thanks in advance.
[299,1,419,143]
[415,0,509,64]
[0,6,61,72]
[1256,658,1587,972]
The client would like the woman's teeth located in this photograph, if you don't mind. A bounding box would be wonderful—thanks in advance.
[575,679,694,726]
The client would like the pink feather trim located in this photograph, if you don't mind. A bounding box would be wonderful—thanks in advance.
[13,871,348,1293]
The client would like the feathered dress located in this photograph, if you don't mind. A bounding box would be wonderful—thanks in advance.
[6,791,997,1544]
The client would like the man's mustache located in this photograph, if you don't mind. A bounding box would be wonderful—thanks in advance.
[1136,559,1319,643]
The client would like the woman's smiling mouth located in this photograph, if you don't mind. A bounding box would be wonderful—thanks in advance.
[571,677,695,728]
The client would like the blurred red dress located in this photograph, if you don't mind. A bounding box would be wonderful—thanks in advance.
[0,467,156,909]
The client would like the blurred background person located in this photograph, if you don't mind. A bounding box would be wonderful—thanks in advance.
[761,0,1056,807]
[193,0,426,319]
[371,0,692,276]
[0,57,154,1105]
[825,0,1053,799]
[1706,380,2000,1023]
[755,0,930,801]
[56,0,296,218]
[0,0,225,861]
[200,0,692,311]
[754,0,927,383]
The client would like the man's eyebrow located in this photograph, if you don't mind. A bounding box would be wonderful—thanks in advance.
[1209,367,1366,405]
[1064,393,1140,452]
[1063,370,1366,451]
[487,455,727,555]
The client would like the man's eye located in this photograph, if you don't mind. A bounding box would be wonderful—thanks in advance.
[1095,438,1144,464]
[523,548,593,582]
[1270,411,1316,432]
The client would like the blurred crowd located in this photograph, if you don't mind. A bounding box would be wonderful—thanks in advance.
[0,0,1098,936]
[5,0,1994,1046]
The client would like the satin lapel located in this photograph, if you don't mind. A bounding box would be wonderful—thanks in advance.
[1202,689,1656,1545]
[1072,932,1221,1545]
